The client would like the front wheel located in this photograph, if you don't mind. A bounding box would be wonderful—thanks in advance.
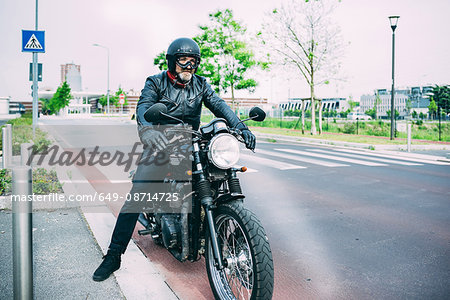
[206,201,274,300]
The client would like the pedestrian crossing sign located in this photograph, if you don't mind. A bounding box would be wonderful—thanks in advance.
[22,30,45,53]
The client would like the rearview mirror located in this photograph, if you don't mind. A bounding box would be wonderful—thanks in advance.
[143,103,168,123]
[249,107,266,122]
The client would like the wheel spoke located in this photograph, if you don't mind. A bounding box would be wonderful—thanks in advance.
[207,212,259,300]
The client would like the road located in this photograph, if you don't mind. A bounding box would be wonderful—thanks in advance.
[40,118,450,299]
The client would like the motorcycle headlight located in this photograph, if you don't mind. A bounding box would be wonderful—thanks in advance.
[207,133,240,169]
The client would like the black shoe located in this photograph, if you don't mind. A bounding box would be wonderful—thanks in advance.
[93,250,121,282]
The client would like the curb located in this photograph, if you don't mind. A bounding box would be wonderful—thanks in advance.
[40,124,180,299]
[254,132,372,149]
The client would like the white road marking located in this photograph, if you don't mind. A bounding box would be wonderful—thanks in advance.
[308,149,423,166]
[256,149,348,167]
[334,148,450,165]
[240,153,306,170]
[276,148,387,166]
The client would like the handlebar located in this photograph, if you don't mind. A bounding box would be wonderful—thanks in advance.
[162,124,248,149]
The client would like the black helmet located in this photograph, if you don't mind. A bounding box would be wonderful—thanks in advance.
[166,37,201,73]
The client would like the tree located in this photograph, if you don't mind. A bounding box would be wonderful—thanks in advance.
[260,0,343,135]
[99,94,117,109]
[153,52,167,71]
[365,107,376,119]
[374,92,381,119]
[40,98,51,115]
[412,110,418,119]
[347,98,358,112]
[405,98,412,118]
[195,9,269,110]
[365,92,381,120]
[428,99,437,119]
[114,87,128,107]
[339,108,350,118]
[428,85,450,115]
[154,9,269,111]
[44,81,72,115]
[386,109,400,119]
[98,87,128,110]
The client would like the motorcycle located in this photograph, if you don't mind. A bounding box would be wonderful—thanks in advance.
[137,103,274,300]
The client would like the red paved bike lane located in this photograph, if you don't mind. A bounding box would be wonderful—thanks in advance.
[75,164,214,300]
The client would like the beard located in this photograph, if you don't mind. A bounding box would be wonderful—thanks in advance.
[178,71,193,83]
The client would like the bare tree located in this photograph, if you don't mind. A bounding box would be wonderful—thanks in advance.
[260,0,343,135]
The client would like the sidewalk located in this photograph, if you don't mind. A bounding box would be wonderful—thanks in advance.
[0,207,125,299]
[0,158,179,299]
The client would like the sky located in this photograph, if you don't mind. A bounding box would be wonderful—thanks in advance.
[0,0,449,104]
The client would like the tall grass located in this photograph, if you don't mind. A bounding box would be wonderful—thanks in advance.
[0,113,51,154]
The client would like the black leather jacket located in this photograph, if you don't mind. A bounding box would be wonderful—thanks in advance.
[136,71,247,131]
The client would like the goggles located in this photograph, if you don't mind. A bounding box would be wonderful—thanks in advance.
[175,56,199,70]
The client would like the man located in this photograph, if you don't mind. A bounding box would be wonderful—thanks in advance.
[93,37,256,281]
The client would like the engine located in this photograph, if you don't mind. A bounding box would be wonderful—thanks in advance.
[160,214,181,249]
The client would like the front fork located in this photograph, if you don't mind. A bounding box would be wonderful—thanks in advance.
[192,141,224,270]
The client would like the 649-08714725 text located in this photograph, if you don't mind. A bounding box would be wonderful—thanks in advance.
[10,192,180,203]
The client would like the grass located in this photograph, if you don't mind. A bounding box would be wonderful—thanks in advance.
[248,117,449,144]
[250,127,431,145]
[1,114,62,196]
[0,113,52,154]
[0,168,63,196]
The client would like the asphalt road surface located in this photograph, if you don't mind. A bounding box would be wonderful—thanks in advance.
[41,119,450,299]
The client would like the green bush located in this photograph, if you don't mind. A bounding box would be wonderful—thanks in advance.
[247,118,299,129]
[284,109,301,117]
[0,168,63,196]
[0,169,11,195]
[341,123,356,134]
[32,168,63,194]
[365,124,390,137]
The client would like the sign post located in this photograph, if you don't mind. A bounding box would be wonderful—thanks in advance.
[22,29,45,135]
[29,63,42,81]
[119,93,125,115]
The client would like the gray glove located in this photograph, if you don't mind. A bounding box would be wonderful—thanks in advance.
[140,129,169,151]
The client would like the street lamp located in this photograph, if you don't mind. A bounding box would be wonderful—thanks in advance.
[388,16,399,140]
[93,43,110,114]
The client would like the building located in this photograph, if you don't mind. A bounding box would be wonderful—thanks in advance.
[16,100,40,114]
[222,97,268,108]
[279,97,349,112]
[360,86,432,118]
[61,63,81,90]
[410,86,433,116]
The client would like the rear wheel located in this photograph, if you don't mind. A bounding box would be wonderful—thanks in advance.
[205,201,274,300]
